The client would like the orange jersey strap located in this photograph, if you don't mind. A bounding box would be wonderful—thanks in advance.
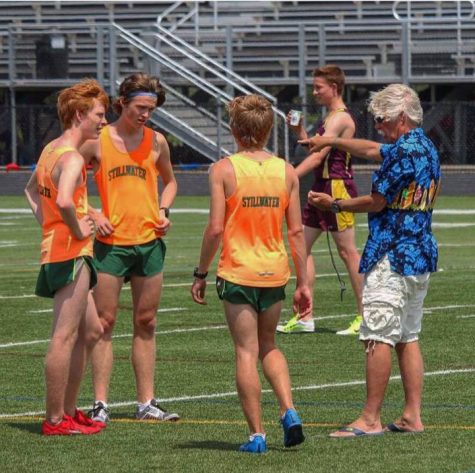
[217,153,291,287]
[95,125,160,245]
[36,143,92,264]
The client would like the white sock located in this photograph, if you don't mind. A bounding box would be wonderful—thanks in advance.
[250,433,266,441]
[138,400,152,411]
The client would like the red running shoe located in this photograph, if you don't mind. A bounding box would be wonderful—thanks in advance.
[74,409,106,431]
[42,414,101,436]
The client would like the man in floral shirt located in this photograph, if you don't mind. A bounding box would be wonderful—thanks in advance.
[301,84,441,438]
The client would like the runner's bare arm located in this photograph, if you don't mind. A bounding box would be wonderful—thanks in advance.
[285,163,312,317]
[56,152,94,240]
[24,169,43,225]
[154,132,177,217]
[191,161,227,305]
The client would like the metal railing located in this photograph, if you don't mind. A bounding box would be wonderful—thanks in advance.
[112,22,235,160]
[148,23,289,159]
[112,23,289,161]
[392,0,475,21]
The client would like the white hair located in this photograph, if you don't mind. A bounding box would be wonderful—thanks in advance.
[368,84,423,125]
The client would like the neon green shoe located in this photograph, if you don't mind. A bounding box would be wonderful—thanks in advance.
[336,314,362,336]
[276,314,315,334]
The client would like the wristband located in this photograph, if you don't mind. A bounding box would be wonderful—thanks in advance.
[159,207,170,218]
[193,267,208,279]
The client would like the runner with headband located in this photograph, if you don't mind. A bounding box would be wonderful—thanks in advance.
[81,73,179,424]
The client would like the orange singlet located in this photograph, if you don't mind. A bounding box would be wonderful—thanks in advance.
[217,154,291,287]
[95,125,160,245]
[36,144,92,264]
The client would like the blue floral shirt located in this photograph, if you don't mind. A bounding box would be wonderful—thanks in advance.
[360,128,441,276]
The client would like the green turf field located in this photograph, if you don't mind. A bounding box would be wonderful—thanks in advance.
[0,195,474,473]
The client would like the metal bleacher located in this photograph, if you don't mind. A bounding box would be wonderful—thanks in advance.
[1,1,474,165]
[160,0,475,84]
[2,1,474,85]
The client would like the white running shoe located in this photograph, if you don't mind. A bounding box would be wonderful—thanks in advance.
[88,401,111,424]
[276,314,315,334]
[136,399,180,421]
[336,315,363,336]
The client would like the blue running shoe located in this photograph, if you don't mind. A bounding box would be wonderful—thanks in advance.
[239,433,267,454]
[281,409,305,447]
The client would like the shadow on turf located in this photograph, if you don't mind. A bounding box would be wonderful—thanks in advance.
[314,327,339,334]
[177,441,302,453]
[8,422,41,435]
[277,327,337,335]
[176,440,237,451]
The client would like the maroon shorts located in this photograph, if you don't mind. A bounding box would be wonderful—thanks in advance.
[302,178,358,232]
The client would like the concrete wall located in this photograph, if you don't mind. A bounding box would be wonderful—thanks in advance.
[1,166,474,198]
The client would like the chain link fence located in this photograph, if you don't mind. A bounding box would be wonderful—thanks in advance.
[1,100,475,166]
[279,100,475,166]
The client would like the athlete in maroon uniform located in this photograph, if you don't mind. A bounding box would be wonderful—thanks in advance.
[303,110,359,232]
[278,65,363,336]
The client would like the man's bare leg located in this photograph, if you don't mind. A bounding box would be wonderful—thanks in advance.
[258,301,295,416]
[45,264,90,423]
[64,291,103,416]
[392,341,425,432]
[299,225,322,322]
[225,301,263,435]
[130,273,162,403]
[330,341,391,437]
[91,273,123,403]
[332,227,363,315]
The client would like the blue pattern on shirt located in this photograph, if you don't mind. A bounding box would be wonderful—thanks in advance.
[360,128,441,276]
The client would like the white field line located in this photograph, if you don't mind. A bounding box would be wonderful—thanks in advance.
[0,270,459,298]
[0,227,43,232]
[457,315,475,319]
[111,325,227,339]
[3,220,475,230]
[0,209,51,214]
[0,208,210,215]
[1,244,474,269]
[438,243,475,247]
[423,304,475,312]
[27,307,187,315]
[432,222,475,229]
[356,222,475,229]
[3,303,475,349]
[1,367,473,420]
[2,208,475,215]
[0,324,227,349]
[0,243,34,249]
[0,272,345,298]
[433,209,475,215]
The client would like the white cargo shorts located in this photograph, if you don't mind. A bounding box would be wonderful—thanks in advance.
[359,255,431,347]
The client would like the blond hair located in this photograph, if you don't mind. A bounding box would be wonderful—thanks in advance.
[227,94,274,148]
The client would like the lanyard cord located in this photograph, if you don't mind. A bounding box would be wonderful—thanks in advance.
[326,230,346,302]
